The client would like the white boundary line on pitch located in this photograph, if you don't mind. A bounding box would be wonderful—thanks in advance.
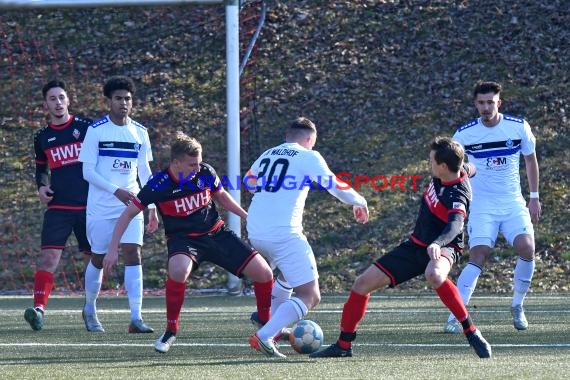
[2,294,570,299]
[2,309,570,315]
[1,308,570,315]
[0,342,569,348]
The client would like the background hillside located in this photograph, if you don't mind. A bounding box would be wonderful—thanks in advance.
[0,0,568,293]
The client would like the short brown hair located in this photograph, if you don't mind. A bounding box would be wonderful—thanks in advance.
[171,131,202,161]
[42,79,67,99]
[473,81,502,99]
[287,117,316,140]
[430,136,464,173]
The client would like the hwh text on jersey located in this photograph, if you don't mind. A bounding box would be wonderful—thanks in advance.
[162,190,211,216]
[46,142,82,169]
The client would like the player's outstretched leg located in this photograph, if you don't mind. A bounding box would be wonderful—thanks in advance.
[250,311,291,341]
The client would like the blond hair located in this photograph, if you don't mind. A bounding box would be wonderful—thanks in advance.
[171,131,202,160]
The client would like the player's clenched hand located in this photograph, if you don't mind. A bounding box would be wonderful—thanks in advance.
[353,205,369,224]
[38,185,54,204]
[103,246,119,274]
[427,243,441,260]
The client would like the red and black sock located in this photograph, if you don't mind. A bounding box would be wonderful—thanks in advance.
[165,278,186,334]
[435,278,476,333]
[253,279,273,324]
[337,290,370,349]
[33,270,54,310]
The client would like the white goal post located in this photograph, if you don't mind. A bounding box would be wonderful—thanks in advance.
[0,0,245,238]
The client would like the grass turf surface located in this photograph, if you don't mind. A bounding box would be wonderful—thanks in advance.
[1,294,569,379]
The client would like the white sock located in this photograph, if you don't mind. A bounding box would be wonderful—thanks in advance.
[124,265,143,321]
[271,278,293,314]
[447,262,482,323]
[512,257,535,306]
[84,261,103,315]
[257,297,308,341]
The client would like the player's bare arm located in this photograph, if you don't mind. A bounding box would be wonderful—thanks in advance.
[523,153,541,223]
[146,207,159,233]
[103,203,142,273]
[212,188,248,219]
[114,188,136,206]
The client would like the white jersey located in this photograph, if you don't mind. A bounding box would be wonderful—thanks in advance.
[78,116,153,219]
[453,113,535,212]
[246,142,366,238]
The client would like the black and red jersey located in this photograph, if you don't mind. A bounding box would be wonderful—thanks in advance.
[33,115,92,209]
[410,170,471,251]
[134,162,224,237]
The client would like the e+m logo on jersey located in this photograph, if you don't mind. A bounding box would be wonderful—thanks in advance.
[486,156,507,168]
[113,159,132,170]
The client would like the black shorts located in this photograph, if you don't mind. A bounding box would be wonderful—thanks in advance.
[374,240,458,287]
[41,208,91,253]
[167,224,258,277]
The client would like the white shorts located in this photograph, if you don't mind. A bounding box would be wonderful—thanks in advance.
[467,205,534,248]
[249,233,318,288]
[87,216,144,254]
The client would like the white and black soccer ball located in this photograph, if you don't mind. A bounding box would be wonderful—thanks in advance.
[288,319,324,354]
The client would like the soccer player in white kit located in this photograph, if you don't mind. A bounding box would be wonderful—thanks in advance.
[246,117,369,358]
[78,76,159,333]
[445,81,541,333]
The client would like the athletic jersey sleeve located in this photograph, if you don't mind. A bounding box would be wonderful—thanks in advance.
[201,163,222,193]
[137,159,156,209]
[33,131,49,189]
[431,212,466,247]
[309,151,367,207]
[432,183,469,246]
[134,180,159,210]
[520,119,536,156]
[83,162,119,194]
[452,129,464,147]
[78,125,98,164]
[138,160,153,188]
[137,128,154,165]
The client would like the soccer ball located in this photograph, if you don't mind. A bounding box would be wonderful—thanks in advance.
[288,319,324,354]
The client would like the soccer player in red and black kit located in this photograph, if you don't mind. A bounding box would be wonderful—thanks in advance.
[310,136,492,359]
[102,131,274,354]
[24,79,92,331]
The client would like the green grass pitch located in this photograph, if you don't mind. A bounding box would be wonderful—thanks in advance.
[1,293,570,379]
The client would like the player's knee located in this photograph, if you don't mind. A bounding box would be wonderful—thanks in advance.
[39,250,61,272]
[311,291,321,309]
[468,245,491,266]
[90,254,104,269]
[122,245,142,265]
[425,269,445,288]
[513,234,535,259]
[168,267,190,282]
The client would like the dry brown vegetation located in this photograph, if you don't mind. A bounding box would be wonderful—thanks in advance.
[0,1,568,293]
